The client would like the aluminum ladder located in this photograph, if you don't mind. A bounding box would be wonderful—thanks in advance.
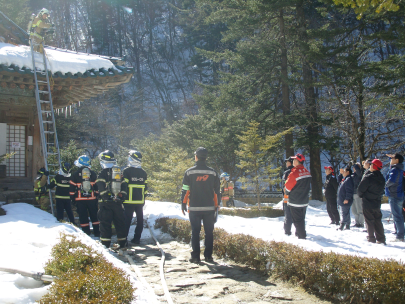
[30,40,61,216]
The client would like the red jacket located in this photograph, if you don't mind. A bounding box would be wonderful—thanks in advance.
[285,165,311,207]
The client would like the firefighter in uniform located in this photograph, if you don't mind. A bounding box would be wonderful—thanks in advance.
[220,172,234,207]
[181,147,221,263]
[28,8,54,53]
[49,162,75,224]
[121,150,148,244]
[34,167,50,210]
[69,155,100,236]
[96,151,127,249]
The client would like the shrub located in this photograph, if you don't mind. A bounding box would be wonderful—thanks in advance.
[219,206,283,218]
[0,206,5,216]
[155,217,405,303]
[40,233,134,304]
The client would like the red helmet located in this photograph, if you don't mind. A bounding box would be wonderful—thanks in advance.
[371,159,383,170]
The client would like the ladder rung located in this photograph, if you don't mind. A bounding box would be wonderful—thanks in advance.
[41,110,52,114]
[39,90,49,94]
[46,143,55,145]
[37,80,47,83]
[43,121,53,124]
[47,152,58,155]
[40,100,50,103]
[44,131,54,134]
[48,164,59,166]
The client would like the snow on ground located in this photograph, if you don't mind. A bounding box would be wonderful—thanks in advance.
[1,200,404,303]
[0,203,155,304]
[0,42,114,75]
[145,200,405,263]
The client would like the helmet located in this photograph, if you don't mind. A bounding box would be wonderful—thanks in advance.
[74,155,91,168]
[220,172,230,181]
[39,8,50,16]
[98,150,117,169]
[61,162,71,174]
[128,150,142,167]
[38,167,49,176]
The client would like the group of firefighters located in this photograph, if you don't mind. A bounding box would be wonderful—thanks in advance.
[34,150,147,249]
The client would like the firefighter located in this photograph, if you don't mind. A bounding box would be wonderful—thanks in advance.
[96,151,127,249]
[220,172,234,207]
[49,162,75,224]
[69,155,100,236]
[28,8,54,53]
[121,150,148,244]
[181,147,221,263]
[34,167,50,210]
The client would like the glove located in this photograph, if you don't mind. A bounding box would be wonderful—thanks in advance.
[181,203,187,215]
[40,186,47,194]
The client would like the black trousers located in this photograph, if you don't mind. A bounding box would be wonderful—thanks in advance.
[98,201,127,248]
[283,203,293,235]
[326,198,340,224]
[123,203,144,241]
[289,205,307,239]
[189,211,215,259]
[56,198,75,223]
[76,199,99,236]
[363,208,385,243]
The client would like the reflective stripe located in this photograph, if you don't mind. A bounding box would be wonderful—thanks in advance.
[80,223,90,227]
[296,175,312,181]
[117,238,127,241]
[76,197,96,201]
[182,184,190,190]
[222,196,229,200]
[96,179,106,183]
[287,202,308,207]
[92,221,100,225]
[188,206,216,211]
[30,32,43,40]
[55,195,71,199]
[100,238,111,241]
[56,183,70,187]
[69,181,77,186]
[124,184,145,204]
[187,170,217,176]
[124,178,129,183]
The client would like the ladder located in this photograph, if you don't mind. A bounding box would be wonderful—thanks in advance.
[30,40,61,216]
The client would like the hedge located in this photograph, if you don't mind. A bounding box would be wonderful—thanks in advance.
[219,206,283,218]
[155,217,405,303]
[40,233,135,304]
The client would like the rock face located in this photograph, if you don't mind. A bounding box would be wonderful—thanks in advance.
[123,236,332,304]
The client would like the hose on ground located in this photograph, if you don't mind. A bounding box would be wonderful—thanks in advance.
[0,267,56,282]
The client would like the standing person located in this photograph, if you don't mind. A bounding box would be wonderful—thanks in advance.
[28,8,53,52]
[352,163,365,228]
[181,147,221,263]
[385,153,404,242]
[324,166,340,226]
[362,159,372,177]
[220,172,234,207]
[358,159,386,244]
[337,165,354,231]
[34,167,50,210]
[121,150,148,245]
[49,162,75,224]
[69,155,100,236]
[96,151,127,249]
[284,153,311,239]
[282,157,294,236]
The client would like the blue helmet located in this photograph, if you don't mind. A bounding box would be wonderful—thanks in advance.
[74,155,91,168]
[61,162,71,174]
[220,172,230,181]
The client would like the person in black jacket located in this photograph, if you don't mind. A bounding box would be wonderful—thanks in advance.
[96,151,128,249]
[283,157,294,235]
[181,147,221,263]
[337,165,354,230]
[121,150,148,244]
[69,155,99,236]
[49,162,75,224]
[324,166,339,225]
[357,159,386,244]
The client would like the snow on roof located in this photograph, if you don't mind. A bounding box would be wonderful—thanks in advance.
[0,42,114,75]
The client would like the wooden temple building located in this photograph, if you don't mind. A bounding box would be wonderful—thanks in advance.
[0,11,133,195]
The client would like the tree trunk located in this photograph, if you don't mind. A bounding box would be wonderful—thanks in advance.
[279,10,294,158]
[358,82,366,161]
[296,0,323,201]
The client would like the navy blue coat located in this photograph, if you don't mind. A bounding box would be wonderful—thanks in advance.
[337,175,354,206]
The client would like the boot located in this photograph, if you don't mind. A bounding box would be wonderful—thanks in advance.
[337,223,344,231]
[335,221,340,226]
[345,224,350,230]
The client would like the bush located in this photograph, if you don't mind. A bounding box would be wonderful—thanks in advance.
[0,206,5,216]
[219,206,283,218]
[155,217,405,303]
[40,233,135,304]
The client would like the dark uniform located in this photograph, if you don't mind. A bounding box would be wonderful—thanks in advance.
[324,172,340,225]
[181,147,221,262]
[282,165,294,235]
[96,168,127,248]
[121,166,148,243]
[69,167,99,236]
[49,172,75,223]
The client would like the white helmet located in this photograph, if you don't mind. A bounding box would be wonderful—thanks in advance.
[39,8,50,16]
